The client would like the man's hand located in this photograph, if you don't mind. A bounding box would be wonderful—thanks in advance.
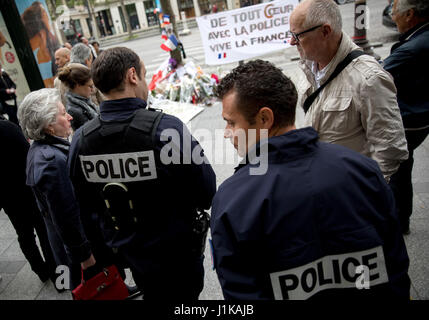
[81,254,96,270]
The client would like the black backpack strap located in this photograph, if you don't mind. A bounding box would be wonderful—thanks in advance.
[303,50,367,114]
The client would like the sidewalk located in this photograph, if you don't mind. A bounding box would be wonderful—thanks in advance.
[1,43,428,300]
[403,137,429,300]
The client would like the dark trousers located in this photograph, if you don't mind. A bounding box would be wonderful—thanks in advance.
[178,43,186,59]
[81,215,127,281]
[1,195,57,280]
[389,127,429,231]
[119,242,204,300]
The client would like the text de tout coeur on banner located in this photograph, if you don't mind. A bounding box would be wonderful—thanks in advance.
[196,0,299,65]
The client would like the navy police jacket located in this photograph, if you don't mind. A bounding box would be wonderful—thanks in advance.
[68,98,216,253]
[211,127,410,300]
[26,135,92,263]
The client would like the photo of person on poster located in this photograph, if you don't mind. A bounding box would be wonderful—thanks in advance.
[18,1,60,88]
[0,30,6,64]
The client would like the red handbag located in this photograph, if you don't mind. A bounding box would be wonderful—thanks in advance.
[72,265,129,300]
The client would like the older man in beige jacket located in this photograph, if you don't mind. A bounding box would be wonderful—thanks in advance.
[290,0,408,181]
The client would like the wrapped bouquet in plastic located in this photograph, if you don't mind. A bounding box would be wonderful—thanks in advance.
[148,58,219,106]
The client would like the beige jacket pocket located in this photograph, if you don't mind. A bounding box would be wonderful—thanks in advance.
[319,97,355,135]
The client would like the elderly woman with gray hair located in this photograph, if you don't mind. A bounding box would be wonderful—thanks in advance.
[18,88,96,290]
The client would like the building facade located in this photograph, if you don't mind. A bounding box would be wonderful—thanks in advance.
[56,0,267,42]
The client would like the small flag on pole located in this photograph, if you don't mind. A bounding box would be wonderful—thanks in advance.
[160,34,179,51]
[163,14,170,24]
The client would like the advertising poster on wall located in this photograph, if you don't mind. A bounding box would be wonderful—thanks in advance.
[15,0,61,88]
[0,11,31,103]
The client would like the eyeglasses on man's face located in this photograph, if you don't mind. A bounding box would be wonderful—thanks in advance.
[290,24,323,43]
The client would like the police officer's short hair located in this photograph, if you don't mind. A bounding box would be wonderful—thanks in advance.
[91,47,142,94]
[70,43,92,65]
[215,60,298,128]
[18,88,60,141]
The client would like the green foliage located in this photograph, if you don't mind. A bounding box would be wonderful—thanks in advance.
[56,0,88,8]
[125,34,138,41]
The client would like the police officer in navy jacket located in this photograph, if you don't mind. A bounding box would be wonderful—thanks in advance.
[68,47,216,300]
[210,60,410,300]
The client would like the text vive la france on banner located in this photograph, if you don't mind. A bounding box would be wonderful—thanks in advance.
[196,0,299,65]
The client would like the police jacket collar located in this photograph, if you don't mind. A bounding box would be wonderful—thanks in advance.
[235,127,319,172]
[99,97,147,121]
[38,134,70,153]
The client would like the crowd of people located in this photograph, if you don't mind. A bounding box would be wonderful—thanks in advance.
[0,0,428,300]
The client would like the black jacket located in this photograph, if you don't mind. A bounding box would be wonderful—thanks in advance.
[383,22,429,129]
[0,69,16,112]
[0,118,29,208]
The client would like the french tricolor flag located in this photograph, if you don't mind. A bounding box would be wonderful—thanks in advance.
[160,34,178,51]
[163,14,170,24]
[161,30,168,40]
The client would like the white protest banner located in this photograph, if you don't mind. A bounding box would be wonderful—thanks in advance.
[196,0,299,65]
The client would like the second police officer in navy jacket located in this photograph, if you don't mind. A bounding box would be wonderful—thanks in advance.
[211,60,410,300]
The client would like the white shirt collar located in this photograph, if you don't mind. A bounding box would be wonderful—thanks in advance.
[311,61,329,89]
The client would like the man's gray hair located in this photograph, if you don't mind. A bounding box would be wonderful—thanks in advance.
[302,0,342,35]
[397,0,429,18]
[17,88,60,140]
[70,43,92,65]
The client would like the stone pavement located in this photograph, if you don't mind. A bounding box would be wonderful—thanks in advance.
[1,44,428,300]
